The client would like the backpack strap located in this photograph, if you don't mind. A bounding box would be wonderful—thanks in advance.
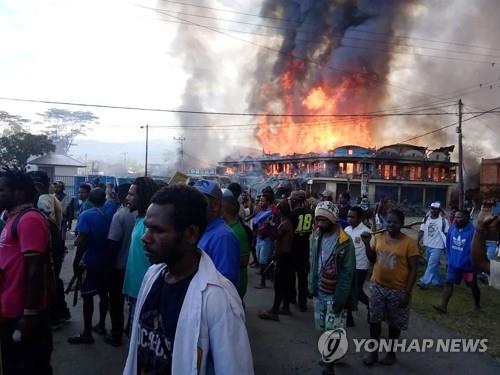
[11,208,46,241]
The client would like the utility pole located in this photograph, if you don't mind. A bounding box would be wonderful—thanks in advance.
[174,136,186,172]
[121,152,128,169]
[457,99,465,209]
[141,125,149,176]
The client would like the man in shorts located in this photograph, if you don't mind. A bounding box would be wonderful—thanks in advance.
[253,192,274,289]
[68,188,112,344]
[433,209,479,313]
[362,209,419,366]
[471,201,500,290]
[309,201,356,375]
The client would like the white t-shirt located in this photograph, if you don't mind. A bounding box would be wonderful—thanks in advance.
[420,215,449,249]
[490,260,500,291]
[345,222,371,270]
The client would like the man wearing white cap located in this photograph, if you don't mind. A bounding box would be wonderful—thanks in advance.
[417,202,449,289]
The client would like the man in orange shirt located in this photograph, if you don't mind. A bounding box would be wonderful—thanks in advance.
[361,209,419,367]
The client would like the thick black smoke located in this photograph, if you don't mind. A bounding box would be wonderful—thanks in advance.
[248,0,415,128]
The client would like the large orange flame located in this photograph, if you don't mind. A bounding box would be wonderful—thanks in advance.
[257,59,372,154]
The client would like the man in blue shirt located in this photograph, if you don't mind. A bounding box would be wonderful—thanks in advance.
[254,191,274,289]
[78,183,92,216]
[68,188,112,344]
[195,179,240,289]
[432,209,480,314]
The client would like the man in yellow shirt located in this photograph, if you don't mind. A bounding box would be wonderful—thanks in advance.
[361,209,419,366]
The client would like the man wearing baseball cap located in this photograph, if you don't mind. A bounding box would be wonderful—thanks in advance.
[195,180,240,289]
[320,190,334,202]
[417,201,449,289]
[309,201,356,375]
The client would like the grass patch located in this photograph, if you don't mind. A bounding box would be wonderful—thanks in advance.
[412,264,500,359]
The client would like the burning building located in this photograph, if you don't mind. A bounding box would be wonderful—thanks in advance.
[220,144,457,208]
[248,0,418,156]
[480,157,500,196]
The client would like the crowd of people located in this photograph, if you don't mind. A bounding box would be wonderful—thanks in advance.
[0,166,499,375]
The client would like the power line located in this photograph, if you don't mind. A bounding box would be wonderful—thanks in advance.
[139,6,500,125]
[5,95,497,118]
[149,6,499,105]
[394,104,500,144]
[150,6,500,64]
[154,0,500,53]
[155,15,500,65]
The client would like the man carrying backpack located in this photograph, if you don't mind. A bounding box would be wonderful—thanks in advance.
[0,167,53,374]
[417,202,450,288]
[30,172,70,324]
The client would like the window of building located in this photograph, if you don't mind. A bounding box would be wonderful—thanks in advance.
[409,166,416,180]
[346,162,354,174]
[348,149,353,155]
[383,164,391,179]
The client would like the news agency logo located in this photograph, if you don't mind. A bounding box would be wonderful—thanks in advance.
[318,331,489,361]
[317,328,349,363]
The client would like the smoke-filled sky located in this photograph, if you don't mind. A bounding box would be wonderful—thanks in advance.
[0,0,499,167]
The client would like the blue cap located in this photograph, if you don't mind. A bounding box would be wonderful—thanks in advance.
[194,179,222,200]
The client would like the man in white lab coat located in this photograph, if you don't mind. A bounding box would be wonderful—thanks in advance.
[123,184,254,375]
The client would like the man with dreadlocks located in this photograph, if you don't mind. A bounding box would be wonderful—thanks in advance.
[123,177,159,329]
[0,167,53,374]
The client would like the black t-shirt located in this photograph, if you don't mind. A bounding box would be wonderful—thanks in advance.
[290,207,314,255]
[137,270,195,375]
[338,204,351,221]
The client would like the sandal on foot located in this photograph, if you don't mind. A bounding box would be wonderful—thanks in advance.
[363,353,378,367]
[379,354,397,366]
[258,310,279,321]
[431,305,447,314]
[68,334,94,344]
[92,325,107,335]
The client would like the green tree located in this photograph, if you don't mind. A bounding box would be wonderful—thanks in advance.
[0,110,30,136]
[0,132,55,167]
[38,108,99,154]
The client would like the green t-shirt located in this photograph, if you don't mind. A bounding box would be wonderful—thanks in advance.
[123,217,151,299]
[229,219,250,298]
[229,219,250,257]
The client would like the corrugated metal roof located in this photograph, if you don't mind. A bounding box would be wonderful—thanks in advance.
[28,153,86,167]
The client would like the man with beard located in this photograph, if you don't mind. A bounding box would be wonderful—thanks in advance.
[309,201,356,375]
[123,177,159,327]
[124,185,253,374]
[289,190,314,312]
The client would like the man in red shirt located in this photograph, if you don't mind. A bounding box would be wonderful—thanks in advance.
[0,167,52,374]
